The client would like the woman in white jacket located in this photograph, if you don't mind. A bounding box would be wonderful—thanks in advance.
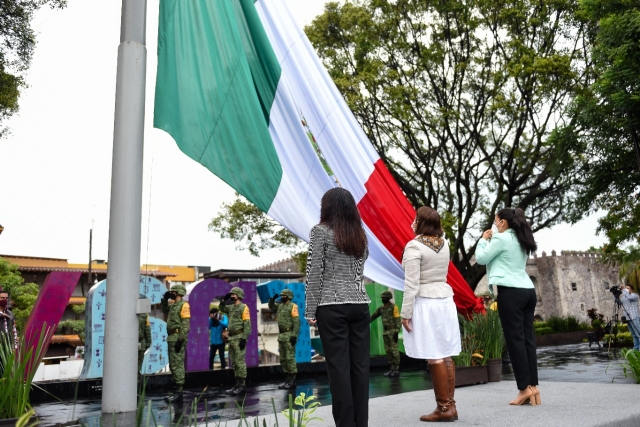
[402,206,461,423]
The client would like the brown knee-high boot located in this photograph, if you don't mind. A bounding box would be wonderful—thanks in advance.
[444,359,458,420]
[421,362,456,422]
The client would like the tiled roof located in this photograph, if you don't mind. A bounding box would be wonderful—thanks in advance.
[50,335,83,346]
[17,266,177,277]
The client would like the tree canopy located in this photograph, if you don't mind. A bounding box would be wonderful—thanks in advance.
[0,0,67,138]
[0,257,39,331]
[305,0,592,287]
[554,0,640,253]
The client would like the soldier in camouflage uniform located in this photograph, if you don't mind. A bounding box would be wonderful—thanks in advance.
[138,313,152,375]
[218,287,251,396]
[370,290,401,376]
[161,284,191,403]
[268,289,300,389]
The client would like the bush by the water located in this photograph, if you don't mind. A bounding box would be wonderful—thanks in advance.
[604,331,633,347]
[534,316,590,335]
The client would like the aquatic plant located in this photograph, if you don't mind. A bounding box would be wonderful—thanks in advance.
[621,349,640,384]
[453,311,504,366]
[281,392,322,427]
[0,325,53,420]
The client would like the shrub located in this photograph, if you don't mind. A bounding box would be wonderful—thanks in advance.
[534,326,554,335]
[621,349,640,384]
[544,315,590,333]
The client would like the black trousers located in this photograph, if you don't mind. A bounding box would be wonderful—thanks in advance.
[209,343,226,370]
[496,286,538,390]
[316,304,370,427]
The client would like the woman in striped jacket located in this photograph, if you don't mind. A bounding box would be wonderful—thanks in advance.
[305,188,370,427]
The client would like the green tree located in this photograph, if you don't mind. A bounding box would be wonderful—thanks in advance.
[304,0,591,288]
[618,247,640,291]
[0,0,67,138]
[554,0,640,253]
[0,257,39,330]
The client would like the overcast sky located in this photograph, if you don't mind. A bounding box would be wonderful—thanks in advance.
[0,0,606,271]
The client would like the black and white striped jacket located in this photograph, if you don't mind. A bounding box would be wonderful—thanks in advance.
[304,224,370,320]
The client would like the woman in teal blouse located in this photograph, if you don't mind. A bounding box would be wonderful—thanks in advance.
[476,208,540,407]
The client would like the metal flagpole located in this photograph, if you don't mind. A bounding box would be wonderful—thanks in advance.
[103,0,147,414]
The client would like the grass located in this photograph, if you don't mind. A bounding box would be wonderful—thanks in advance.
[0,324,54,420]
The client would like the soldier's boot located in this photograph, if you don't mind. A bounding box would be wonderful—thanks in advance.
[383,366,394,377]
[168,387,184,404]
[445,359,458,420]
[232,378,246,396]
[285,374,297,389]
[225,379,239,395]
[163,385,176,402]
[420,362,455,422]
[278,374,289,389]
[391,365,400,377]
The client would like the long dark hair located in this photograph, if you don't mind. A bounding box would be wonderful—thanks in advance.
[319,188,367,258]
[497,207,537,255]
[415,206,443,237]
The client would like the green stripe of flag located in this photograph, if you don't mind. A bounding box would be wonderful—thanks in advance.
[153,0,282,212]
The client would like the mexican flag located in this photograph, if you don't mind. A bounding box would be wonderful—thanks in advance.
[154,0,483,313]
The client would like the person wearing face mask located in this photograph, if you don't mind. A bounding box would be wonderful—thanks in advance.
[370,290,401,377]
[268,289,300,389]
[0,290,18,356]
[218,287,252,395]
[476,207,540,407]
[161,284,191,403]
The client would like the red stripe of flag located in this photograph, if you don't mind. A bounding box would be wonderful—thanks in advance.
[357,159,484,315]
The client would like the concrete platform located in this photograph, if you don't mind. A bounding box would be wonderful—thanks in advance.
[238,380,640,427]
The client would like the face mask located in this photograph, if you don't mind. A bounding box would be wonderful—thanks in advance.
[280,296,288,302]
[230,296,238,302]
[492,219,503,235]
[0,300,7,308]
[381,298,390,304]
[491,223,499,235]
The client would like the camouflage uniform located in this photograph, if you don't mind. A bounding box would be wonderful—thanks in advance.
[161,284,191,394]
[371,291,401,375]
[219,287,251,390]
[268,289,300,388]
[138,313,152,374]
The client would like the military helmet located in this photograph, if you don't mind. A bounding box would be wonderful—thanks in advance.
[230,286,245,299]
[171,284,187,296]
[280,289,294,298]
[381,290,393,299]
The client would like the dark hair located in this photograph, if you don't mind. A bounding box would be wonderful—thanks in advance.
[414,206,443,237]
[496,207,537,255]
[320,188,367,258]
[209,307,218,314]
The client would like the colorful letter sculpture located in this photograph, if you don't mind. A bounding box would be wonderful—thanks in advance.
[184,279,259,371]
[23,271,82,373]
[80,276,169,379]
[256,280,311,363]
